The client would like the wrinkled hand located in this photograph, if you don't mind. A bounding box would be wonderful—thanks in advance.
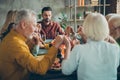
[62,36,71,59]
[71,39,80,47]
[54,35,64,49]
[105,35,116,44]
[77,27,87,43]
[63,36,71,50]
[32,33,40,45]
[77,26,83,34]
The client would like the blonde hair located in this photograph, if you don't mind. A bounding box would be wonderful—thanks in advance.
[1,10,17,33]
[83,13,109,41]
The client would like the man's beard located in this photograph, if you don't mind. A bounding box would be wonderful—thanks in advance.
[43,18,51,23]
[28,35,33,39]
[25,33,33,40]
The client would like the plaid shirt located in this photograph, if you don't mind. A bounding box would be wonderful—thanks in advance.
[39,21,64,39]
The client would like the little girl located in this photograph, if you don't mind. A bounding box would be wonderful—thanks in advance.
[27,23,52,56]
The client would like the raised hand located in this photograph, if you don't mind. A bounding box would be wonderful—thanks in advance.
[53,35,64,49]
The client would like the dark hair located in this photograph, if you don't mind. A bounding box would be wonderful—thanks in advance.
[42,7,52,14]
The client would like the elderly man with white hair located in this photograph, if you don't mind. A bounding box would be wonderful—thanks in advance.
[107,14,120,79]
[0,9,68,80]
[108,15,120,46]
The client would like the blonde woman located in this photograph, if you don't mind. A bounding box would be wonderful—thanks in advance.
[0,10,17,33]
[0,10,17,41]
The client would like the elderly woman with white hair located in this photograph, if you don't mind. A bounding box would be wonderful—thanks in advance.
[61,13,120,80]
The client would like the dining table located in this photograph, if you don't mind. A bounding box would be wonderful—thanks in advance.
[29,68,77,80]
[30,39,77,80]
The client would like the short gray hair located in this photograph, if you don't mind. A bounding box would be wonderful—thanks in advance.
[83,13,109,41]
[105,13,117,21]
[15,9,36,24]
[108,15,120,28]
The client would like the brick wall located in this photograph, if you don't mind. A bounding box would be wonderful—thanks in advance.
[117,0,120,14]
[106,0,117,14]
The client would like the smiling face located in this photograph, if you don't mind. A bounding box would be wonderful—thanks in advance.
[109,24,120,39]
[108,16,120,39]
[42,11,52,25]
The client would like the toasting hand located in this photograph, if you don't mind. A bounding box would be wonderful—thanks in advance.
[32,33,40,45]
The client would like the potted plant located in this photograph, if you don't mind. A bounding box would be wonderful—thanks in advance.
[77,12,83,19]
[58,12,67,30]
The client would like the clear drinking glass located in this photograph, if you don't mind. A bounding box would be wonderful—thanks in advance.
[41,34,46,41]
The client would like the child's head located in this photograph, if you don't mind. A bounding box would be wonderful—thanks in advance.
[35,23,42,33]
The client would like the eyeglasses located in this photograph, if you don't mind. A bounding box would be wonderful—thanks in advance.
[112,26,120,30]
[110,26,120,35]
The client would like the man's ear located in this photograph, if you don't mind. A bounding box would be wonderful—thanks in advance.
[20,20,26,29]
[51,14,52,17]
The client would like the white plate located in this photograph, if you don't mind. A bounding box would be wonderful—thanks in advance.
[45,39,53,43]
[38,49,48,55]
